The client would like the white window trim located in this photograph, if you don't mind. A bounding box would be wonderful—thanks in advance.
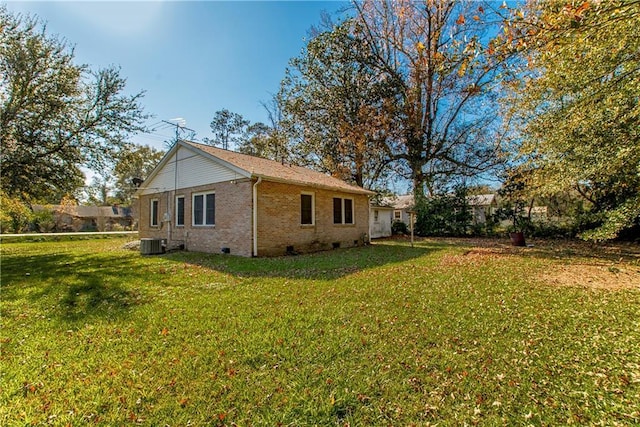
[394,210,402,220]
[334,196,355,225]
[192,191,215,227]
[150,198,159,227]
[300,192,315,226]
[175,195,185,227]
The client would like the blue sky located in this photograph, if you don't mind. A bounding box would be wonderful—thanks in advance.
[5,1,347,151]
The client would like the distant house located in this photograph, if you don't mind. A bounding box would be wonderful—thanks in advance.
[383,194,415,227]
[134,140,374,257]
[382,193,498,226]
[32,205,134,232]
[467,194,497,224]
[369,205,394,238]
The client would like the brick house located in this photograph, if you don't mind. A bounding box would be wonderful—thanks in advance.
[135,140,374,257]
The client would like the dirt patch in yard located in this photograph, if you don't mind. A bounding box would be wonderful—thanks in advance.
[540,263,640,291]
[428,237,640,290]
[440,247,514,267]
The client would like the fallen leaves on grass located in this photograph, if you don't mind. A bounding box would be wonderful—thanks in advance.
[541,263,640,291]
[440,247,513,267]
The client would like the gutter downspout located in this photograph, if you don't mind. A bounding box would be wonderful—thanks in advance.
[368,198,372,244]
[252,176,262,257]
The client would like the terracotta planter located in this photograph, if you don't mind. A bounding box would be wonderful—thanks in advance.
[509,232,526,247]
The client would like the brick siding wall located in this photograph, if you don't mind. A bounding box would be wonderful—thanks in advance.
[256,180,370,256]
[139,178,370,257]
[138,180,253,257]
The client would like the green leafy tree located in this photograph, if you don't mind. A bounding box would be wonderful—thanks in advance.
[0,7,148,203]
[280,18,396,188]
[353,0,514,197]
[84,173,114,206]
[205,109,249,150]
[414,186,472,237]
[504,0,640,240]
[237,122,271,157]
[0,189,32,233]
[31,208,55,233]
[113,144,164,205]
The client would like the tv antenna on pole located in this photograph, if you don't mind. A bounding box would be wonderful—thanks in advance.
[162,118,195,145]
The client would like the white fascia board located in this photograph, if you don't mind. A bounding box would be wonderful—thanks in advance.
[132,142,181,199]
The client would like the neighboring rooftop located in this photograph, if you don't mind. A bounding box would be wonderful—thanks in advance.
[467,194,496,207]
[381,194,415,210]
[33,205,132,218]
[382,193,497,209]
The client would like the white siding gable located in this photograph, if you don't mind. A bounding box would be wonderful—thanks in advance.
[138,145,247,195]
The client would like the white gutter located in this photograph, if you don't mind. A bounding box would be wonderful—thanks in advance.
[252,176,262,257]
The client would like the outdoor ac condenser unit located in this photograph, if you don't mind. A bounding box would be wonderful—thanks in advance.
[140,238,163,255]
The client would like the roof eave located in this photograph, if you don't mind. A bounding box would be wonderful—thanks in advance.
[252,173,375,196]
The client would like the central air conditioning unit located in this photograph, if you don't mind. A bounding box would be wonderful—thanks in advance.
[140,238,163,255]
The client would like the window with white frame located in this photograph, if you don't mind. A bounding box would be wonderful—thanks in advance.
[394,210,402,221]
[333,197,354,224]
[175,195,185,226]
[192,192,215,226]
[150,199,159,227]
[300,193,314,225]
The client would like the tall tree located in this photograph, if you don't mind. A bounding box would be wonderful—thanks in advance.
[353,0,512,197]
[237,122,271,157]
[113,143,165,204]
[84,173,114,206]
[261,96,291,162]
[280,19,396,189]
[504,0,640,240]
[0,6,148,202]
[205,109,249,150]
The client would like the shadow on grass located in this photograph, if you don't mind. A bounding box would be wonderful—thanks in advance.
[1,251,147,321]
[165,240,441,280]
[59,273,144,321]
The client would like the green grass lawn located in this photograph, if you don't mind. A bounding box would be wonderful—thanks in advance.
[1,237,639,425]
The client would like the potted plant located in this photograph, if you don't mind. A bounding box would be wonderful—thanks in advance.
[496,171,534,246]
[493,202,528,246]
[508,201,527,246]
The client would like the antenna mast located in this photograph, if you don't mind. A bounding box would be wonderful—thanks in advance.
[162,118,195,145]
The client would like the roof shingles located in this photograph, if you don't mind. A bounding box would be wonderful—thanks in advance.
[184,141,373,195]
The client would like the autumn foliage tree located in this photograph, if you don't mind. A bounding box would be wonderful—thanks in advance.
[353,0,513,198]
[280,19,396,188]
[504,0,640,240]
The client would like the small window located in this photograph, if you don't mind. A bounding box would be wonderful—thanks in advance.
[150,199,159,227]
[176,196,184,226]
[333,197,354,224]
[301,193,314,225]
[374,209,379,222]
[193,192,215,226]
[394,210,402,220]
[344,198,353,224]
[333,198,342,224]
